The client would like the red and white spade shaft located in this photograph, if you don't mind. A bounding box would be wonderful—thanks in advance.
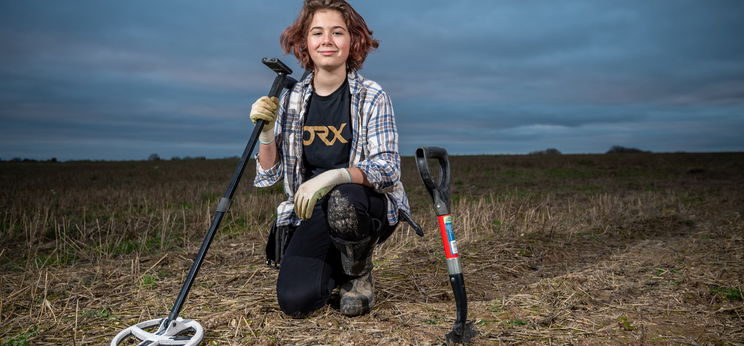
[416,147,469,339]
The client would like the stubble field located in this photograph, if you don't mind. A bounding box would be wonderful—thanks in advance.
[1,152,743,345]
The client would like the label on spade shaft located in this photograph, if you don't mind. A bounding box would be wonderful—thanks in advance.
[437,215,459,258]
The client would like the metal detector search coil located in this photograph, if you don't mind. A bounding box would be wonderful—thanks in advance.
[111,317,203,346]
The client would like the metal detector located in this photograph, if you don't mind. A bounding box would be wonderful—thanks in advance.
[415,146,476,344]
[111,58,297,346]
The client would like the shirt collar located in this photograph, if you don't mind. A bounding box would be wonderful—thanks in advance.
[299,69,363,96]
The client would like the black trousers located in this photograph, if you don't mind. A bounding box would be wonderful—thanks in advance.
[276,183,390,317]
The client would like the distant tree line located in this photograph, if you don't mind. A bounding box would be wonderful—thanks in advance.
[149,153,211,161]
[1,157,59,163]
[0,155,212,163]
[605,145,651,154]
[0,146,655,163]
[529,148,562,155]
[527,145,651,155]
[167,155,207,161]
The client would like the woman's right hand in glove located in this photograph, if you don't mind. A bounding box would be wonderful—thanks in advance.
[250,96,279,143]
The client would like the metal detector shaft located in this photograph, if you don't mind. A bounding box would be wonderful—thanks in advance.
[415,147,472,342]
[162,59,296,329]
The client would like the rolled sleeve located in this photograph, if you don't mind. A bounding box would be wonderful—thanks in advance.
[253,152,282,187]
[354,91,400,193]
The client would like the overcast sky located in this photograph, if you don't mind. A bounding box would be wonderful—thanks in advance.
[1,1,743,160]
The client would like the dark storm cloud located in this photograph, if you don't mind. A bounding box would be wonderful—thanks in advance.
[360,1,744,154]
[367,1,744,104]
[1,0,743,160]
[0,0,302,160]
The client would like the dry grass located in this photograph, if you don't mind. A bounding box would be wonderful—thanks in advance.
[1,153,743,344]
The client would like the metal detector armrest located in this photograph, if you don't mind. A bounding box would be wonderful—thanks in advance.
[263,58,296,99]
[262,57,292,74]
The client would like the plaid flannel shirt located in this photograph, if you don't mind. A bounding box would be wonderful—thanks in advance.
[253,70,411,227]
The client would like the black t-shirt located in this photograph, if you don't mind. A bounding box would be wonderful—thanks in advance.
[302,78,352,180]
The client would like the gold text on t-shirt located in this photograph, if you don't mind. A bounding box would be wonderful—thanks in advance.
[303,123,348,146]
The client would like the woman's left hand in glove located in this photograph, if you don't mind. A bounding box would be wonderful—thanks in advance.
[294,168,352,220]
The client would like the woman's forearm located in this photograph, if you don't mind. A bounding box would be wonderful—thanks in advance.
[348,167,372,187]
[258,141,279,170]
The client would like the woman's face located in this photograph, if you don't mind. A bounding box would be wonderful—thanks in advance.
[306,9,350,72]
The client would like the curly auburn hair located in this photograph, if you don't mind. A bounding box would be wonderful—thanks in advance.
[280,0,379,71]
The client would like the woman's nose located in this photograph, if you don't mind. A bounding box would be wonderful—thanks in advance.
[321,33,333,45]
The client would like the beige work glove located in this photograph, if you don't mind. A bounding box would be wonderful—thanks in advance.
[249,96,279,144]
[294,168,352,220]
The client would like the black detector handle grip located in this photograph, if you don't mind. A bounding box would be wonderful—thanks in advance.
[415,146,451,216]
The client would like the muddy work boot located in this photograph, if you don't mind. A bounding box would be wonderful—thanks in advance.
[339,271,374,316]
[327,189,380,276]
[327,189,380,316]
[329,235,378,316]
[328,234,378,316]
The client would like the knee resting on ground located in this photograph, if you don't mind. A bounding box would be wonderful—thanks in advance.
[277,281,324,318]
